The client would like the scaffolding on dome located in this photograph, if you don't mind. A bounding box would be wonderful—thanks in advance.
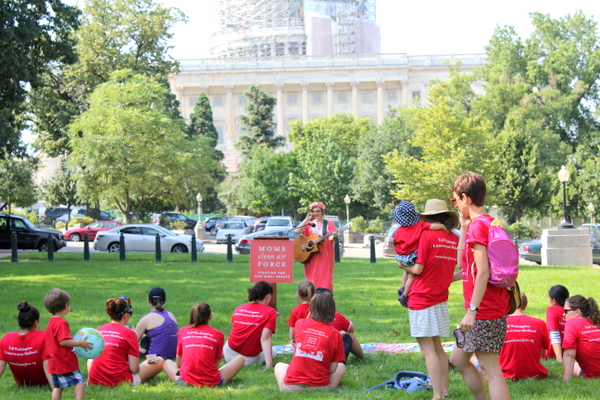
[209,0,377,58]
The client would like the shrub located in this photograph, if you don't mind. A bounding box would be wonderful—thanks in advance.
[365,217,384,234]
[506,222,539,239]
[351,216,366,232]
[12,210,39,225]
[170,220,187,231]
[68,217,94,228]
[158,215,171,227]
[55,221,66,229]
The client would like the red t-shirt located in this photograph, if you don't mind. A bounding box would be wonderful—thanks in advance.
[228,303,277,357]
[331,312,351,332]
[88,323,139,387]
[410,230,458,310]
[287,304,310,328]
[461,215,510,319]
[544,305,566,358]
[284,318,345,387]
[393,221,431,255]
[562,317,600,378]
[177,325,224,387]
[303,221,337,291]
[45,317,79,374]
[0,330,49,386]
[499,314,549,379]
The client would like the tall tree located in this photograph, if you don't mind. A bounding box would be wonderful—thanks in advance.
[31,0,185,156]
[235,86,284,157]
[42,160,79,225]
[0,0,80,157]
[0,156,39,212]
[68,70,224,223]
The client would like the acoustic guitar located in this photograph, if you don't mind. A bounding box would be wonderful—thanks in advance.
[293,223,351,264]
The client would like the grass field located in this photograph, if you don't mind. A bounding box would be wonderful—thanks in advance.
[1,252,600,399]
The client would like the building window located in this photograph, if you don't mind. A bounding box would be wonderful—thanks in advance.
[288,94,297,104]
[362,92,372,102]
[189,97,197,107]
[412,91,421,100]
[337,93,347,103]
[275,43,285,56]
[213,96,223,106]
[387,91,397,101]
[313,93,322,103]
[239,96,247,105]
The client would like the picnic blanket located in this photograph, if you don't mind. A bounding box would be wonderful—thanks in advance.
[274,342,455,354]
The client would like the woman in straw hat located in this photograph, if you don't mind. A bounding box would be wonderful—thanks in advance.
[397,199,459,400]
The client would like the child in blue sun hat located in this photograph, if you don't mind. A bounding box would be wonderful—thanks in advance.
[392,200,446,307]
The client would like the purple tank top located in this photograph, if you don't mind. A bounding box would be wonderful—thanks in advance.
[147,310,178,360]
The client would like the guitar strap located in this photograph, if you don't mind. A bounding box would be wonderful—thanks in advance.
[322,219,328,236]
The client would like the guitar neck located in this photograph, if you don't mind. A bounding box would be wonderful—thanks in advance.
[312,225,349,245]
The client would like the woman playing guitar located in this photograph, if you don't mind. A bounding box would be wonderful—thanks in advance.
[294,202,338,293]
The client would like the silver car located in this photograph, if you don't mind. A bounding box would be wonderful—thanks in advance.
[94,224,204,253]
[216,221,251,244]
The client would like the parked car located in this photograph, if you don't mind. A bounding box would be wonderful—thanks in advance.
[94,224,204,253]
[39,207,68,225]
[264,216,294,230]
[152,212,197,233]
[253,216,272,232]
[519,235,600,265]
[0,213,67,252]
[63,220,122,242]
[234,216,257,232]
[204,216,232,235]
[216,221,251,244]
[235,228,301,254]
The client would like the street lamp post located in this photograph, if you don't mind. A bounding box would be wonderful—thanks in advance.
[195,193,205,240]
[557,166,573,229]
[588,202,595,230]
[196,193,203,219]
[344,194,351,226]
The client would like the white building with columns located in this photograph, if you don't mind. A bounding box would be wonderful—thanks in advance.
[168,52,485,172]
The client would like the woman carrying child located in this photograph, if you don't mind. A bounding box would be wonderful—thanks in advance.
[275,291,346,391]
[562,295,600,380]
[0,302,52,387]
[397,199,458,400]
[163,302,244,386]
[88,297,164,387]
[223,281,278,368]
[392,200,446,307]
[449,172,510,400]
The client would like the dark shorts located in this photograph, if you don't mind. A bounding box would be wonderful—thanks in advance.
[52,369,84,388]
[463,317,507,353]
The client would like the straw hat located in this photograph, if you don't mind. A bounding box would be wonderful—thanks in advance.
[419,199,459,229]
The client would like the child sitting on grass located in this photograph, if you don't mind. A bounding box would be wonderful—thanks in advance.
[44,288,93,400]
[392,200,446,307]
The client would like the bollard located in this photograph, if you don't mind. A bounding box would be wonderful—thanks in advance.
[155,233,162,262]
[119,232,126,262]
[191,234,198,262]
[334,237,340,263]
[369,235,376,264]
[11,231,18,262]
[226,234,233,263]
[47,234,55,262]
[83,233,90,261]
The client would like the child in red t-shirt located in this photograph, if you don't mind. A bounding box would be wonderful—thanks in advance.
[544,284,570,361]
[44,288,92,400]
[275,292,346,391]
[392,200,445,307]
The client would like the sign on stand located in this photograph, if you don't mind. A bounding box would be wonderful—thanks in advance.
[250,237,294,310]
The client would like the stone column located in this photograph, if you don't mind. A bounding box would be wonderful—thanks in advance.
[326,82,334,117]
[401,80,409,106]
[276,83,284,137]
[301,83,309,123]
[376,80,384,125]
[351,81,359,117]
[226,85,234,143]
[541,229,593,266]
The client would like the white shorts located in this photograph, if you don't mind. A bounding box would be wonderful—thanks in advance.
[223,340,277,366]
[408,302,449,338]
[131,373,141,386]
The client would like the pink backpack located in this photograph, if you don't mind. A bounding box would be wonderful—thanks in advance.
[486,218,519,288]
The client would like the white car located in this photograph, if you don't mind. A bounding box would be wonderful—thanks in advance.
[94,224,204,253]
[216,221,251,244]
[264,216,294,230]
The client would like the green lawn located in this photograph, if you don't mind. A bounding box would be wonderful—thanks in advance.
[1,252,599,399]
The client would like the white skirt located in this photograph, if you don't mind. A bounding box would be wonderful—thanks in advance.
[408,302,449,338]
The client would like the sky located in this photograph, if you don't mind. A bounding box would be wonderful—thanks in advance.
[158,0,600,60]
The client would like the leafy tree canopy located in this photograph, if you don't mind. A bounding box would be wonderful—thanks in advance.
[0,155,39,212]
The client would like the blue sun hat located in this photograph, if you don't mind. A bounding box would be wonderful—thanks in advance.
[391,200,420,227]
